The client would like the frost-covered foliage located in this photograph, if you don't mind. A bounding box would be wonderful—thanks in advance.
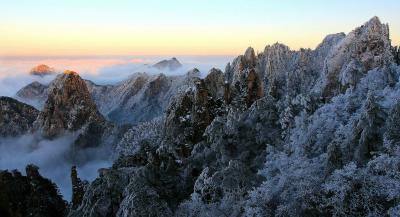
[21,17,399,217]
[114,117,164,157]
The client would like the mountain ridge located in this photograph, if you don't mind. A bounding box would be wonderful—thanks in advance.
[2,17,400,217]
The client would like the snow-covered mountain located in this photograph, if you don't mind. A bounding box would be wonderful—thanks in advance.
[1,17,400,217]
[17,69,201,125]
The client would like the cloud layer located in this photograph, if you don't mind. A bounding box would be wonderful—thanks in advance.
[0,133,111,201]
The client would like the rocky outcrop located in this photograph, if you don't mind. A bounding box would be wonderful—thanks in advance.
[67,168,132,217]
[163,69,224,158]
[30,64,56,77]
[17,70,202,125]
[0,96,39,137]
[319,16,394,98]
[6,17,400,217]
[104,72,198,124]
[225,47,264,109]
[34,70,112,149]
[204,68,225,100]
[0,165,66,217]
[16,81,49,109]
[152,57,182,71]
[71,166,87,209]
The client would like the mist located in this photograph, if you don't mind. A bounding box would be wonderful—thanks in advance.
[0,133,111,201]
[0,55,232,96]
[0,55,232,200]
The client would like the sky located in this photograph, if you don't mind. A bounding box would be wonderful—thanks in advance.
[0,0,399,56]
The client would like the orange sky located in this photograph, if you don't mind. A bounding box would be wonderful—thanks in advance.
[1,1,399,56]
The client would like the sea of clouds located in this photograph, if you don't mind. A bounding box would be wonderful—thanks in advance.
[0,55,232,200]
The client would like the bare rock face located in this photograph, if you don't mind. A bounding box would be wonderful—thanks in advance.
[152,57,182,71]
[29,64,56,77]
[0,96,39,137]
[35,70,110,148]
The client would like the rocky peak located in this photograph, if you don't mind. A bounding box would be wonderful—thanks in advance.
[224,47,265,109]
[0,96,39,137]
[320,16,393,98]
[16,81,48,109]
[144,73,169,98]
[35,70,108,147]
[204,68,225,100]
[164,71,224,158]
[263,43,293,74]
[17,81,47,96]
[186,68,201,78]
[71,166,86,209]
[30,64,56,77]
[153,57,183,71]
[244,47,257,67]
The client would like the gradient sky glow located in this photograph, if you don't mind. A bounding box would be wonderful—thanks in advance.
[1,0,399,56]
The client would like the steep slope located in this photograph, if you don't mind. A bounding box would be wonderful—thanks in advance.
[0,96,39,137]
[16,81,49,109]
[34,70,113,149]
[17,70,201,125]
[317,16,394,98]
[67,17,400,217]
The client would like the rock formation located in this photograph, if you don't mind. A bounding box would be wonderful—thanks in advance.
[16,81,49,109]
[34,70,112,149]
[3,17,400,217]
[68,17,400,217]
[0,96,39,137]
[17,70,201,125]
[70,166,86,209]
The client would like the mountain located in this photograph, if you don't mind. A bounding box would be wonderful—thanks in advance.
[29,64,56,77]
[34,70,114,149]
[67,17,400,217]
[2,17,400,217]
[16,81,48,109]
[152,57,183,71]
[17,69,201,125]
[0,96,39,137]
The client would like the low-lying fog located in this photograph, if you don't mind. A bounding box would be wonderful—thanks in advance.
[0,55,232,200]
[0,55,233,96]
